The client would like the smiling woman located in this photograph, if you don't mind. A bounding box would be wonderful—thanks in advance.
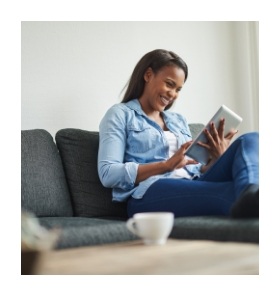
[97,49,259,219]
[122,49,188,111]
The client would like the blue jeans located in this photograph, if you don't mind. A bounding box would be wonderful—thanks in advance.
[127,132,259,218]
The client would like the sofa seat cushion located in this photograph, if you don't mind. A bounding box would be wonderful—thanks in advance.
[39,215,258,250]
[39,217,137,249]
[171,216,259,243]
[21,129,73,217]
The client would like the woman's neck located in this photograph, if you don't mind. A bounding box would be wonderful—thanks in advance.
[139,103,167,130]
[138,98,160,118]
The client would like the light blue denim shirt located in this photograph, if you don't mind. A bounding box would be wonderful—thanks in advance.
[98,99,202,202]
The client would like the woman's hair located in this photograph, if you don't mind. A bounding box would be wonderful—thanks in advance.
[121,49,188,110]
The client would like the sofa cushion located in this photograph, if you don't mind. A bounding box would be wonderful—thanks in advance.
[39,217,137,249]
[39,215,258,249]
[55,129,128,218]
[171,216,259,243]
[21,129,73,217]
[189,123,204,138]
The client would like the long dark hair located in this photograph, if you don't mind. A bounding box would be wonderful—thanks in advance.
[121,49,188,110]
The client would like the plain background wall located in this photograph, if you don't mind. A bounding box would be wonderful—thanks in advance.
[21,21,259,137]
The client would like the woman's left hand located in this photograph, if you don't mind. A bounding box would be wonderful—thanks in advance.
[197,118,238,161]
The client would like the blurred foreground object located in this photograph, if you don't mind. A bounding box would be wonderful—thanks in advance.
[21,211,60,274]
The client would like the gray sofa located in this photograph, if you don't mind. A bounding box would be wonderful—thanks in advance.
[21,125,259,249]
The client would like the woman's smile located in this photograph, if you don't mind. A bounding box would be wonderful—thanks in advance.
[160,95,172,107]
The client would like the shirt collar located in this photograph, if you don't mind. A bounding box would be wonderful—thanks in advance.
[125,99,171,119]
[125,99,146,116]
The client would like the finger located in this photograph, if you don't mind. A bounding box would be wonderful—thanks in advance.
[218,118,225,138]
[197,141,211,149]
[203,128,215,146]
[181,141,193,150]
[187,159,199,165]
[225,129,238,140]
[210,122,219,141]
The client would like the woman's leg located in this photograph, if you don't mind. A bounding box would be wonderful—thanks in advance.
[199,132,259,198]
[127,178,235,218]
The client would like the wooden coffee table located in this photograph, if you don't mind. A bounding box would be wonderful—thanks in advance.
[33,239,259,275]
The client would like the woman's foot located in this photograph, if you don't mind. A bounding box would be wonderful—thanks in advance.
[230,184,259,218]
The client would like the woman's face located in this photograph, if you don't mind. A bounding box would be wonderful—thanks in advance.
[139,65,185,113]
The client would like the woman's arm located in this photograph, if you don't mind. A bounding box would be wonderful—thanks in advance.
[98,105,197,188]
[136,142,197,184]
[98,105,139,190]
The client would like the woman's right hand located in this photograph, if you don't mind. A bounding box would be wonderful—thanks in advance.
[165,141,198,171]
[136,141,197,184]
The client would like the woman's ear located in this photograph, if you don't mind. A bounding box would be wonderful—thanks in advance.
[144,67,153,82]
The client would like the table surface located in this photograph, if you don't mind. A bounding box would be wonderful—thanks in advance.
[34,239,259,275]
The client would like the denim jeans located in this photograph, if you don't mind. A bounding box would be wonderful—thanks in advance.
[127,132,259,218]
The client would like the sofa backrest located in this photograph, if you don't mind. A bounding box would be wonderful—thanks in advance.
[55,124,204,219]
[21,129,73,217]
[55,129,128,219]
[189,123,205,139]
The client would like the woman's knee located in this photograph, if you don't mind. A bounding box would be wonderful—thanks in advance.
[237,131,259,146]
[236,132,259,160]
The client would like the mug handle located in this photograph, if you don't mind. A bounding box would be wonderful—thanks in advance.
[126,218,138,236]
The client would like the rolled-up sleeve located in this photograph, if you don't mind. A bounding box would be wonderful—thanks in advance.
[98,105,138,190]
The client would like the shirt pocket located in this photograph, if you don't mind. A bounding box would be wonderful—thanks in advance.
[127,123,159,153]
[179,129,192,141]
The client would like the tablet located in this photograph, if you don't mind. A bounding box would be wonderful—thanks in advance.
[185,105,243,165]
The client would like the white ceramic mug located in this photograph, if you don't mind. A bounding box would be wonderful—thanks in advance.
[126,212,174,245]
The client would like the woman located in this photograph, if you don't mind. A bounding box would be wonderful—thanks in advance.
[98,49,259,218]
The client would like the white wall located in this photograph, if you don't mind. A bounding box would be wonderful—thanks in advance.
[21,21,258,137]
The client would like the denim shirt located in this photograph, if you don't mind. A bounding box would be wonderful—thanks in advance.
[98,99,202,202]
